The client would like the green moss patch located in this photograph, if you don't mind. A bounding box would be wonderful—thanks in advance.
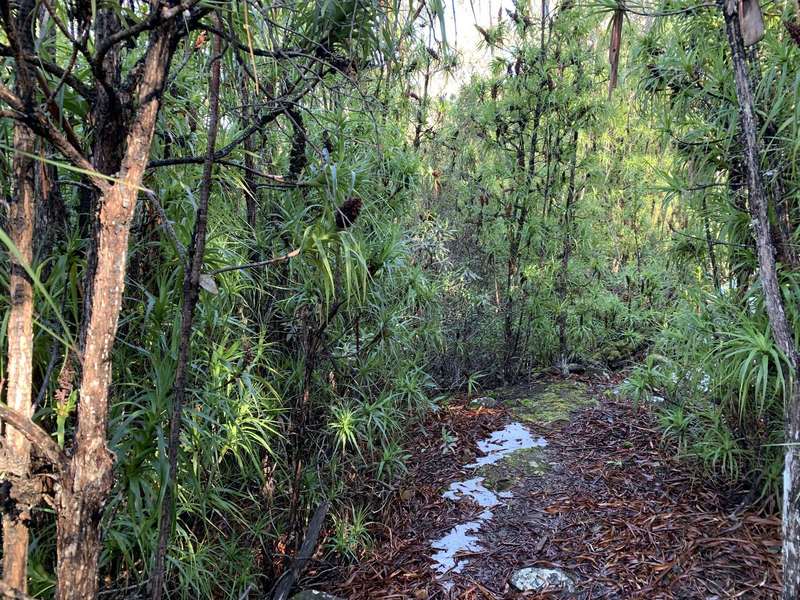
[460,382,595,494]
[510,381,597,425]
[477,446,550,491]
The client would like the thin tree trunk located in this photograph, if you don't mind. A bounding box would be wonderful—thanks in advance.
[150,25,223,600]
[55,20,179,600]
[723,7,800,599]
[607,9,624,97]
[702,195,721,290]
[413,67,430,149]
[2,0,36,590]
[557,129,579,370]
[772,174,799,269]
[240,74,258,230]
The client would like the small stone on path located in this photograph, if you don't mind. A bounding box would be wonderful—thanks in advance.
[291,591,344,600]
[469,396,499,408]
[509,567,576,593]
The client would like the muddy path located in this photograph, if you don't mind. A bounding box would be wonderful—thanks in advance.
[310,377,782,599]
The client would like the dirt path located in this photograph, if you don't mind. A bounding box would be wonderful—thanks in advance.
[314,377,782,599]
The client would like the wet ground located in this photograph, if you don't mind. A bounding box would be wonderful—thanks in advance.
[315,377,782,599]
[430,421,545,579]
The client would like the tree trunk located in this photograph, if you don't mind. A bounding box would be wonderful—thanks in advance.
[702,195,721,291]
[557,129,579,369]
[772,174,799,269]
[150,25,222,599]
[78,9,124,236]
[2,0,37,591]
[239,71,258,230]
[607,8,624,97]
[413,67,430,150]
[55,22,178,600]
[723,7,800,598]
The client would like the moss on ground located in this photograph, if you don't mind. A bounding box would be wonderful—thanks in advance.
[511,381,597,425]
[467,381,596,493]
[478,446,551,492]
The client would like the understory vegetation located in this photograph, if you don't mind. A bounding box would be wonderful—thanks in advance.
[0,0,799,597]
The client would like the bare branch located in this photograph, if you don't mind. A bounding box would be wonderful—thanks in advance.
[0,83,109,193]
[0,45,95,101]
[216,159,307,186]
[623,2,717,16]
[147,73,322,169]
[93,0,202,69]
[144,191,187,263]
[193,23,306,58]
[211,248,301,276]
[0,404,65,471]
[147,107,284,168]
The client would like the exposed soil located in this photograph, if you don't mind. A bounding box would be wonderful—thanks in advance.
[308,376,782,599]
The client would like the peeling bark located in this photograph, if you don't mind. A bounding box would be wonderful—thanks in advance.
[54,19,178,600]
[2,0,37,591]
[150,23,223,600]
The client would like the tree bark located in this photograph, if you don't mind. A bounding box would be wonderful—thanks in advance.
[723,6,800,599]
[240,73,258,229]
[2,0,37,591]
[150,24,222,600]
[78,7,124,235]
[55,20,179,600]
[772,174,799,269]
[557,129,579,370]
[702,195,721,290]
[607,8,624,97]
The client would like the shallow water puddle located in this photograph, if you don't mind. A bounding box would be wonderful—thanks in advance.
[443,476,510,507]
[430,422,547,579]
[430,514,488,575]
[467,421,547,468]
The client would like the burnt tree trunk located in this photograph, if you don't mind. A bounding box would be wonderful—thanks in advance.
[150,25,222,599]
[723,6,800,599]
[1,0,37,591]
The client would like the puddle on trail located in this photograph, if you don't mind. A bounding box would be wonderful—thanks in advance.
[443,476,511,507]
[468,421,547,468]
[430,421,547,580]
[430,513,489,576]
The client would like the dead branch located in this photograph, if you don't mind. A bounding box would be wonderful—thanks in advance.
[270,502,330,600]
[0,405,65,471]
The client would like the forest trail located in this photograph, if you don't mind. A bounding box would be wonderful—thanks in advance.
[318,378,783,599]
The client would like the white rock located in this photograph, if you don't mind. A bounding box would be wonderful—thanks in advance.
[509,567,576,593]
[291,591,344,600]
[470,396,498,408]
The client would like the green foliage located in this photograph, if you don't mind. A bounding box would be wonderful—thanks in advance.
[420,4,683,384]
[3,0,800,593]
[616,0,800,510]
[0,1,443,596]
[329,506,372,561]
